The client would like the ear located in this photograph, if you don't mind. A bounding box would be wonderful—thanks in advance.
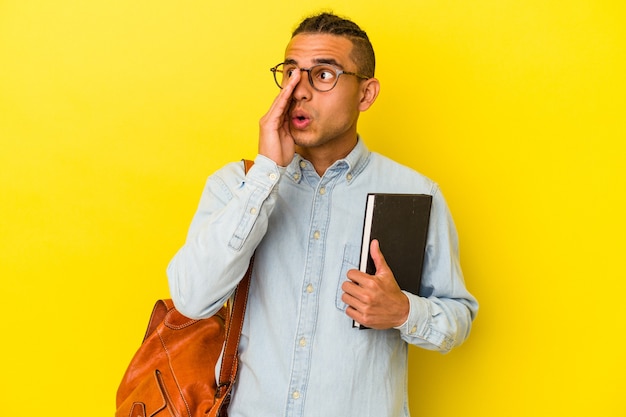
[358,77,380,112]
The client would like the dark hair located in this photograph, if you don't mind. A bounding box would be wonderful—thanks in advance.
[292,12,376,78]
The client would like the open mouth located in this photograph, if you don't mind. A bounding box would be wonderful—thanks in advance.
[290,111,311,129]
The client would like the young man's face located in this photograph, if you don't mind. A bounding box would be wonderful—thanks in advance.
[282,33,373,157]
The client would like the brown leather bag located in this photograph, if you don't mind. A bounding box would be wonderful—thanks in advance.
[116,160,254,417]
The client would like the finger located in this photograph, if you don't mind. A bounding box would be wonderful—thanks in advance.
[266,69,301,120]
[342,276,364,295]
[369,239,390,276]
[346,268,362,282]
[341,289,360,307]
[342,289,367,313]
[282,67,302,93]
[344,305,361,322]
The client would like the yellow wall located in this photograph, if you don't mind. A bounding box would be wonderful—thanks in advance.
[1,1,624,415]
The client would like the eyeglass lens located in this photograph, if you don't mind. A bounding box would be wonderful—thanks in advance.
[273,63,340,92]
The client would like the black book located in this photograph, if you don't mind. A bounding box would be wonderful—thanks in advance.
[354,193,432,328]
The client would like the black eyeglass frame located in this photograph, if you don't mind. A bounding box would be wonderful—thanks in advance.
[270,62,370,92]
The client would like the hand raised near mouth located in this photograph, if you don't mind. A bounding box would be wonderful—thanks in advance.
[258,69,301,167]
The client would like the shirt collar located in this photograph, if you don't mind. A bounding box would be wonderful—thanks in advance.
[286,136,371,185]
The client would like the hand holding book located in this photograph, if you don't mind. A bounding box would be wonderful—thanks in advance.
[342,239,410,330]
[346,193,432,329]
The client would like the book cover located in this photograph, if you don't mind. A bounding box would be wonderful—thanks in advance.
[354,193,432,328]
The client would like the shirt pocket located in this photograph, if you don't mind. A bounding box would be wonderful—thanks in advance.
[335,243,360,311]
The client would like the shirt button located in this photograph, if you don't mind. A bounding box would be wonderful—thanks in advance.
[299,161,307,168]
[410,326,418,334]
[346,173,353,181]
[299,337,307,347]
[306,284,314,293]
[269,172,278,181]
[313,231,321,240]
[293,173,300,181]
[250,207,257,215]
[292,391,301,399]
[319,187,326,195]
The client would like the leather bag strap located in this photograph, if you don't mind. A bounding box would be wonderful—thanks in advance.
[213,159,255,411]
[143,300,169,342]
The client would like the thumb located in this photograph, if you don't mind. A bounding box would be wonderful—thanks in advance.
[370,239,391,276]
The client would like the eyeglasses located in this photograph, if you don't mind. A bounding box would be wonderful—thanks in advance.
[270,62,370,92]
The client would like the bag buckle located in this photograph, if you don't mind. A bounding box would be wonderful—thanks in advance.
[214,382,230,399]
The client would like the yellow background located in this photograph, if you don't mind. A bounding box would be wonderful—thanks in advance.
[1,0,625,415]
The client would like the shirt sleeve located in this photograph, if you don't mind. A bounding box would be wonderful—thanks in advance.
[167,155,283,319]
[395,185,478,352]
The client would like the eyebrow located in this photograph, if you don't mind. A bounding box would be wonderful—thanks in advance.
[314,58,344,69]
[283,57,345,69]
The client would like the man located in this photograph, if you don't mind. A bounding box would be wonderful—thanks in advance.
[168,12,478,417]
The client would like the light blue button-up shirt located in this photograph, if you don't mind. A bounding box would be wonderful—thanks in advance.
[168,139,478,417]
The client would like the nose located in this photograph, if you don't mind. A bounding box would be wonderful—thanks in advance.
[292,69,312,101]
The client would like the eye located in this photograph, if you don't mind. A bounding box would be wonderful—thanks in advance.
[320,71,334,80]
[284,65,297,78]
[314,66,337,83]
